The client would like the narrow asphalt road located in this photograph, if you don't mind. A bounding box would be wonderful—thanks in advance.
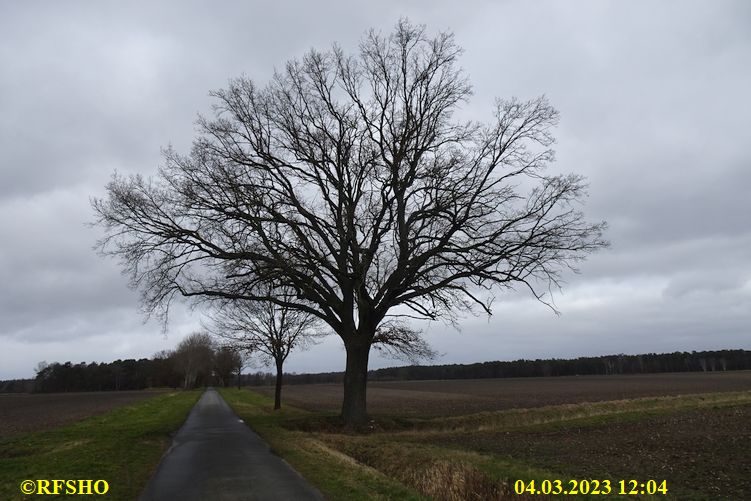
[140,388,323,500]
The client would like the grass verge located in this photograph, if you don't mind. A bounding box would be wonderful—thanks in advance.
[218,388,425,501]
[0,390,200,500]
[219,388,560,500]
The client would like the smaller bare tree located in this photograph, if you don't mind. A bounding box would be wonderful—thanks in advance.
[208,295,322,410]
[231,348,252,389]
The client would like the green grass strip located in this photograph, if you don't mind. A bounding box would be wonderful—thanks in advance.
[0,391,200,501]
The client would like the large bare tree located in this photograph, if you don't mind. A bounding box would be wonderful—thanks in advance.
[92,20,607,426]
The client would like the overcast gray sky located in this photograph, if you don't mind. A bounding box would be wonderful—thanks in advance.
[2,1,750,379]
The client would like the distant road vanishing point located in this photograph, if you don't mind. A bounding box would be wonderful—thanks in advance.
[140,388,323,501]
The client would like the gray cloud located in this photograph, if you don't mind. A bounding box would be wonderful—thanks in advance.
[1,1,749,378]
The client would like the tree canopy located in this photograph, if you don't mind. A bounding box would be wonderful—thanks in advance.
[93,20,607,425]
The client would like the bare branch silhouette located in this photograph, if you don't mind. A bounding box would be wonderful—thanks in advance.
[93,19,607,426]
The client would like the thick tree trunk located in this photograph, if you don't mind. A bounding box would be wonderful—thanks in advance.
[274,360,283,410]
[341,339,371,427]
[237,364,242,390]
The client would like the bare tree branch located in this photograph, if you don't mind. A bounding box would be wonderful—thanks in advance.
[372,320,438,364]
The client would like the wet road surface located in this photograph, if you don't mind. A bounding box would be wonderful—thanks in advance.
[140,388,323,500]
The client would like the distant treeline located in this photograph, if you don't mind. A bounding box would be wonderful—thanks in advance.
[0,360,176,394]
[274,349,751,386]
[0,379,34,393]
[30,357,183,393]
[0,334,242,393]
[2,349,749,393]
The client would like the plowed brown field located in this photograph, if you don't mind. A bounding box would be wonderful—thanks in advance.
[258,371,751,416]
[0,390,167,438]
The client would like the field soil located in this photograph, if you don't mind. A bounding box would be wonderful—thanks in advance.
[468,405,751,499]
[416,403,751,500]
[0,389,168,438]
[257,371,751,416]
[232,376,751,500]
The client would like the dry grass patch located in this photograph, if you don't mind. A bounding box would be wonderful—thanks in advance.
[319,437,550,501]
[407,390,751,433]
